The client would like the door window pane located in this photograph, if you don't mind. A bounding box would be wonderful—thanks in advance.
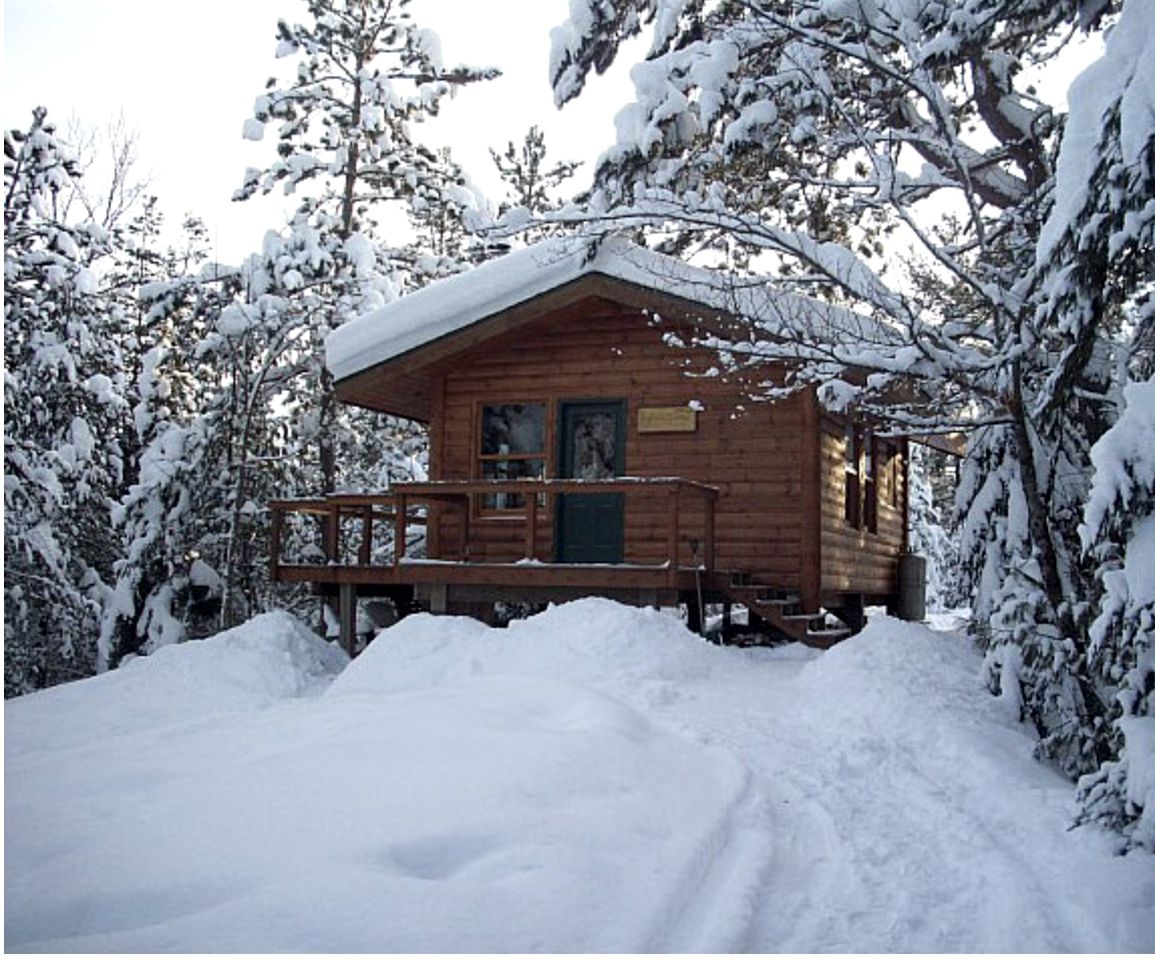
[571,413,617,480]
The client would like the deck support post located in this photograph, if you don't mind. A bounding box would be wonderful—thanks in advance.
[685,595,703,634]
[427,582,448,615]
[339,582,357,656]
[666,486,681,588]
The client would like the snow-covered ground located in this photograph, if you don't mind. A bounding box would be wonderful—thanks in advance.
[6,601,1153,952]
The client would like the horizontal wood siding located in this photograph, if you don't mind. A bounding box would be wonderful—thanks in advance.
[818,417,905,598]
[433,298,808,590]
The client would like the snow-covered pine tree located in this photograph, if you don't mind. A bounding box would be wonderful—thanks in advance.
[907,442,963,613]
[1076,379,1155,851]
[4,108,125,693]
[234,0,498,496]
[544,0,1138,783]
[98,230,250,665]
[1038,0,1155,849]
[408,147,502,277]
[490,125,582,236]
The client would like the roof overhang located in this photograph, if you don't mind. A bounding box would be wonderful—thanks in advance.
[333,270,742,421]
[327,235,884,422]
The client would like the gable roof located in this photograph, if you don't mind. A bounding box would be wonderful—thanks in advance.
[325,235,834,383]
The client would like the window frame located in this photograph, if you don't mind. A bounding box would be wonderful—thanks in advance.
[474,400,550,515]
[863,427,878,534]
[843,421,861,528]
[886,441,900,508]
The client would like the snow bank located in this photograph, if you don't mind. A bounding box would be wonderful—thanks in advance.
[7,604,1152,952]
[5,611,348,757]
[773,615,1155,952]
[5,602,752,953]
[329,597,724,702]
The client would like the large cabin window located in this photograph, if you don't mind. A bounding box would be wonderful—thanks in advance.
[478,403,546,510]
[844,422,860,527]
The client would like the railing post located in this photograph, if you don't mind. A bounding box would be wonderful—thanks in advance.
[524,488,538,560]
[269,504,283,579]
[325,502,341,564]
[359,505,373,566]
[393,494,408,570]
[460,496,469,560]
[704,492,716,572]
[667,484,681,588]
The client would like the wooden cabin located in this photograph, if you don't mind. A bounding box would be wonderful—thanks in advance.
[270,237,915,652]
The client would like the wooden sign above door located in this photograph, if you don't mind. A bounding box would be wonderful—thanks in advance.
[637,406,698,434]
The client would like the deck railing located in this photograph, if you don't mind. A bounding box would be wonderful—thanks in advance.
[270,477,718,587]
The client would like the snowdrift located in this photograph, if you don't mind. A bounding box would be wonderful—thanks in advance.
[5,611,348,758]
[6,600,1152,952]
[5,601,750,953]
[328,597,726,700]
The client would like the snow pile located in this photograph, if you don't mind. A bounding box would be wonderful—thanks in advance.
[330,598,723,703]
[6,602,1153,952]
[5,602,750,953]
[6,611,348,759]
[766,618,1155,952]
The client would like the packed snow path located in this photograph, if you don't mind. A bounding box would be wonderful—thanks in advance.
[6,602,1153,952]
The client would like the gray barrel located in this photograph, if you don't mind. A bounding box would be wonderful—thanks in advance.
[896,552,927,622]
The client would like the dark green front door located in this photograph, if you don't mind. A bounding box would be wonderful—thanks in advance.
[556,400,625,563]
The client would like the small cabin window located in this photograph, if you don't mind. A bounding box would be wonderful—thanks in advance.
[864,428,878,534]
[844,422,860,527]
[886,441,900,508]
[478,403,546,510]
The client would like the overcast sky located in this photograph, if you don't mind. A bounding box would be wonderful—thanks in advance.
[4,0,638,261]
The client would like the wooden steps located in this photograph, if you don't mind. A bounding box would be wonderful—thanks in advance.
[722,575,855,647]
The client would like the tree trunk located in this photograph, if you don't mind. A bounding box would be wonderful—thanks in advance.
[1006,365,1076,640]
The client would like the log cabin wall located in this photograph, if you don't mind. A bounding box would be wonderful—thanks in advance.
[818,415,906,602]
[426,296,814,595]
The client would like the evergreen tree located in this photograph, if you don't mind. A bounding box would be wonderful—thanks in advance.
[97,0,502,663]
[4,108,123,693]
[98,243,244,665]
[908,443,964,613]
[1043,0,1155,847]
[1076,379,1155,851]
[235,0,497,494]
[544,0,1151,798]
[490,125,582,231]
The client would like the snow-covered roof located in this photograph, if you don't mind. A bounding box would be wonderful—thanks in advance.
[325,236,819,381]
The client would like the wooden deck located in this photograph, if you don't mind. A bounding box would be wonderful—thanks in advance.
[270,478,721,634]
[269,477,854,651]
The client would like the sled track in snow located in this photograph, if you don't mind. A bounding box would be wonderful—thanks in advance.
[642,760,776,953]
